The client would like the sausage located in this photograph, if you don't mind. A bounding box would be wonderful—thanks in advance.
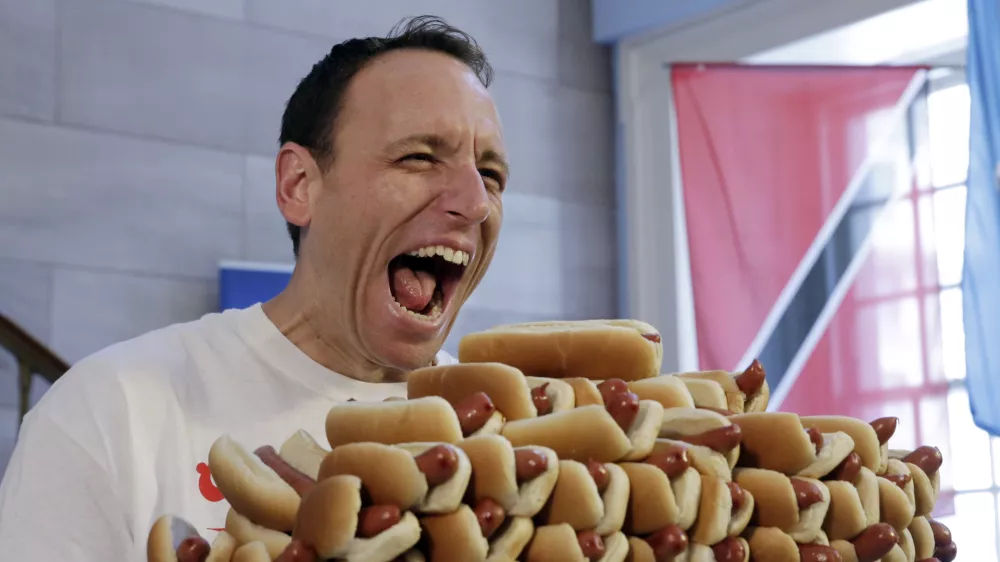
[870,417,898,446]
[531,383,553,415]
[596,379,629,404]
[735,359,766,395]
[176,536,210,562]
[934,541,957,562]
[587,459,610,493]
[514,448,549,482]
[790,479,823,510]
[852,523,898,562]
[645,445,690,479]
[414,444,460,487]
[727,482,745,512]
[883,473,911,490]
[576,530,606,561]
[274,540,320,562]
[357,505,402,538]
[711,537,745,562]
[473,498,506,539]
[830,452,862,483]
[643,333,662,343]
[454,392,496,436]
[698,406,736,416]
[644,524,688,561]
[677,424,742,453]
[903,446,943,476]
[255,445,317,497]
[798,544,842,562]
[605,390,640,432]
[805,428,823,456]
[929,520,951,546]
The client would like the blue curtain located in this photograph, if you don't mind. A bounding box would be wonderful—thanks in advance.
[964,0,1000,435]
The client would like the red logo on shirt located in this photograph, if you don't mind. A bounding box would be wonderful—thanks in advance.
[197,462,224,502]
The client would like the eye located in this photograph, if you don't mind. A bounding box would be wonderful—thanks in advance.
[479,168,505,192]
[399,153,437,163]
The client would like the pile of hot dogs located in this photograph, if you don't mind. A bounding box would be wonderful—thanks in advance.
[148,319,958,562]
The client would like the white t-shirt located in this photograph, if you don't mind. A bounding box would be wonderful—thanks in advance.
[0,304,455,560]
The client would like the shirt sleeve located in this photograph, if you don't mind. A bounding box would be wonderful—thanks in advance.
[0,411,132,559]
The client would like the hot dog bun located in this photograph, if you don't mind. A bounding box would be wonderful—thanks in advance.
[601,532,631,562]
[563,378,604,406]
[745,526,796,561]
[823,479,868,542]
[733,469,829,543]
[225,509,292,559]
[487,517,534,562]
[524,524,618,562]
[231,541,270,562]
[294,475,421,561]
[884,459,917,513]
[318,442,429,511]
[908,516,935,560]
[526,376,576,413]
[692,475,732,545]
[647,440,702,530]
[619,462,680,535]
[147,515,204,562]
[628,375,696,409]
[457,319,663,381]
[502,405,631,462]
[676,371,745,413]
[395,442,472,513]
[889,449,941,516]
[659,408,741,471]
[688,538,750,562]
[407,363,537,420]
[799,416,881,473]
[622,400,665,461]
[208,435,300,532]
[278,430,329,480]
[795,432,855,480]
[878,466,916,534]
[420,504,489,562]
[542,460,604,530]
[457,434,559,517]
[679,378,730,411]
[326,397,463,448]
[596,462,630,535]
[731,412,816,474]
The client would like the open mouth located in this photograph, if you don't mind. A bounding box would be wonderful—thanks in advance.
[388,245,470,322]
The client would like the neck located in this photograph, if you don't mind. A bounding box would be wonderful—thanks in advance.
[261,268,408,384]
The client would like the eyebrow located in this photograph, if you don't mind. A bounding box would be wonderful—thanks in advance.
[388,134,509,176]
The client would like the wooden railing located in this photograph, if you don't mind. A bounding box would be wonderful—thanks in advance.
[0,311,69,425]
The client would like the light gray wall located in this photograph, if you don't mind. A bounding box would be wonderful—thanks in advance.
[0,0,615,474]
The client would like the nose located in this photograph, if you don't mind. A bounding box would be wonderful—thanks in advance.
[439,163,491,226]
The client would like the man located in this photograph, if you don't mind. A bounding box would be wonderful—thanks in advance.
[0,16,507,560]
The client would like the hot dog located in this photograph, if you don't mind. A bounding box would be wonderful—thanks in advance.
[502,404,661,463]
[457,319,663,382]
[687,538,751,562]
[869,418,898,476]
[907,517,935,561]
[525,524,629,562]
[745,526,840,562]
[829,523,899,562]
[690,475,755,546]
[225,509,293,559]
[457,434,560,517]
[208,435,302,532]
[799,417,884,475]
[889,446,942,517]
[647,440,703,530]
[326,397,464,448]
[675,359,770,414]
[927,520,956,562]
[732,469,829,544]
[541,460,629,536]
[419,504,491,561]
[318,441,471,514]
[278,430,330,480]
[525,376,577,414]
[658,409,742,479]
[147,515,238,562]
[625,524,690,562]
[821,463,881,542]
[732,413,833,475]
[876,460,916,535]
[292,474,420,562]
[407,362,537,426]
[628,375,698,410]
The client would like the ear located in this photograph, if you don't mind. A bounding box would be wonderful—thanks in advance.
[275,142,321,229]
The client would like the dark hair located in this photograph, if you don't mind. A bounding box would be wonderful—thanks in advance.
[278,15,494,257]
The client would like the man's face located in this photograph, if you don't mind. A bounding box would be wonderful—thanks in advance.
[299,49,506,371]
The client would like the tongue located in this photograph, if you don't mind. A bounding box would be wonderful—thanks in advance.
[392,266,436,312]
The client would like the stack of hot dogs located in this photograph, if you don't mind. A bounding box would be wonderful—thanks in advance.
[147,319,958,562]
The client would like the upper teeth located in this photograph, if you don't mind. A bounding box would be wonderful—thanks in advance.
[407,245,470,266]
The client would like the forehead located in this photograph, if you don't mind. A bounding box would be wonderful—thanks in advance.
[337,49,504,150]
